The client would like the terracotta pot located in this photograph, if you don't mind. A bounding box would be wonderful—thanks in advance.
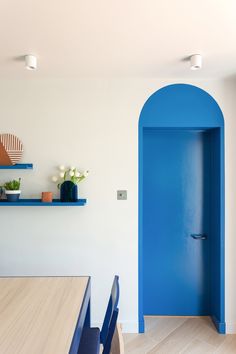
[42,192,53,203]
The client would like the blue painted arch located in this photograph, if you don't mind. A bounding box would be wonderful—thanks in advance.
[139,84,224,129]
[138,84,225,333]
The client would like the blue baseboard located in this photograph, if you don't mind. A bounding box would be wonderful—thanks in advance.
[211,315,226,334]
[139,318,145,333]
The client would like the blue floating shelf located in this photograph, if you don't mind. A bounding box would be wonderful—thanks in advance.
[0,163,33,170]
[0,199,87,206]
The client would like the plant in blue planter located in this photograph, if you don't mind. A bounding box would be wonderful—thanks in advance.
[1,178,21,202]
[51,165,89,202]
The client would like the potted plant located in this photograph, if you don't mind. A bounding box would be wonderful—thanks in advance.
[52,165,89,202]
[2,178,21,202]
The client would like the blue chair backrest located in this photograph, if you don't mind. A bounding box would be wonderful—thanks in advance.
[100,275,120,351]
[102,309,119,354]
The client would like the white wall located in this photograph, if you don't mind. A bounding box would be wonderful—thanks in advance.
[0,78,235,333]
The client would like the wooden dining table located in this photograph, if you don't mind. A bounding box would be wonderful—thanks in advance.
[0,276,91,354]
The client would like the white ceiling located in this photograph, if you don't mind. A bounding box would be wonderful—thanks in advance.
[1,0,236,78]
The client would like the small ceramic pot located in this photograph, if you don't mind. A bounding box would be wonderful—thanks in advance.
[42,192,53,203]
[5,190,21,202]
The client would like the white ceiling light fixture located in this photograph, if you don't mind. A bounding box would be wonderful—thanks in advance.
[25,54,37,70]
[190,54,202,70]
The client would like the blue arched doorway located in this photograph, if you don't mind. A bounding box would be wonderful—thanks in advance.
[139,84,225,333]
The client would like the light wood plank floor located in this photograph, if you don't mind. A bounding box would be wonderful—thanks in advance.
[124,317,236,354]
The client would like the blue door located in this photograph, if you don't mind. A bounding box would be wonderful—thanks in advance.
[143,129,211,315]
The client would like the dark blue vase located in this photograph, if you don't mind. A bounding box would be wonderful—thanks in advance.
[60,181,78,202]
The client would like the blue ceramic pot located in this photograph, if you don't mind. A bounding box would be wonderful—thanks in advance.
[5,190,21,202]
[60,181,78,202]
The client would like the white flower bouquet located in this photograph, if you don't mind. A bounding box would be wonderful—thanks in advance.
[52,165,89,189]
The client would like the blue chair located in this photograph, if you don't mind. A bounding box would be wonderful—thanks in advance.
[78,275,120,354]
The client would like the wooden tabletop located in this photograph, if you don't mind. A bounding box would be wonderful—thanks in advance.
[0,277,90,354]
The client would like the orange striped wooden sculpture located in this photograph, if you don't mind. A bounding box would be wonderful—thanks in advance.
[0,134,23,165]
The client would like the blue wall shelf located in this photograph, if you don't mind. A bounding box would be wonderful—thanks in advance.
[0,163,33,169]
[0,199,87,206]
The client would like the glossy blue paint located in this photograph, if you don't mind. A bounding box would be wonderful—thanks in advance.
[0,163,33,169]
[0,198,87,206]
[139,84,225,333]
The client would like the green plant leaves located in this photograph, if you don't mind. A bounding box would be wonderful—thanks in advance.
[3,178,21,190]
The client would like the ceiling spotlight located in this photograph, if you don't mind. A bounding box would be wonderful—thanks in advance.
[25,55,37,70]
[190,54,202,70]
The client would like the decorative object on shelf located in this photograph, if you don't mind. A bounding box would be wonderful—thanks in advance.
[41,192,53,203]
[1,178,21,202]
[60,181,78,202]
[0,134,23,166]
[52,165,89,203]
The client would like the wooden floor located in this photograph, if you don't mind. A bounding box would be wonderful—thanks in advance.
[124,317,236,354]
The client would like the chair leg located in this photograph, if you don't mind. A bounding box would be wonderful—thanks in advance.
[102,310,118,354]
[110,324,124,354]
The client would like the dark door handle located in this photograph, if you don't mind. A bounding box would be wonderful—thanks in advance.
[191,233,207,240]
